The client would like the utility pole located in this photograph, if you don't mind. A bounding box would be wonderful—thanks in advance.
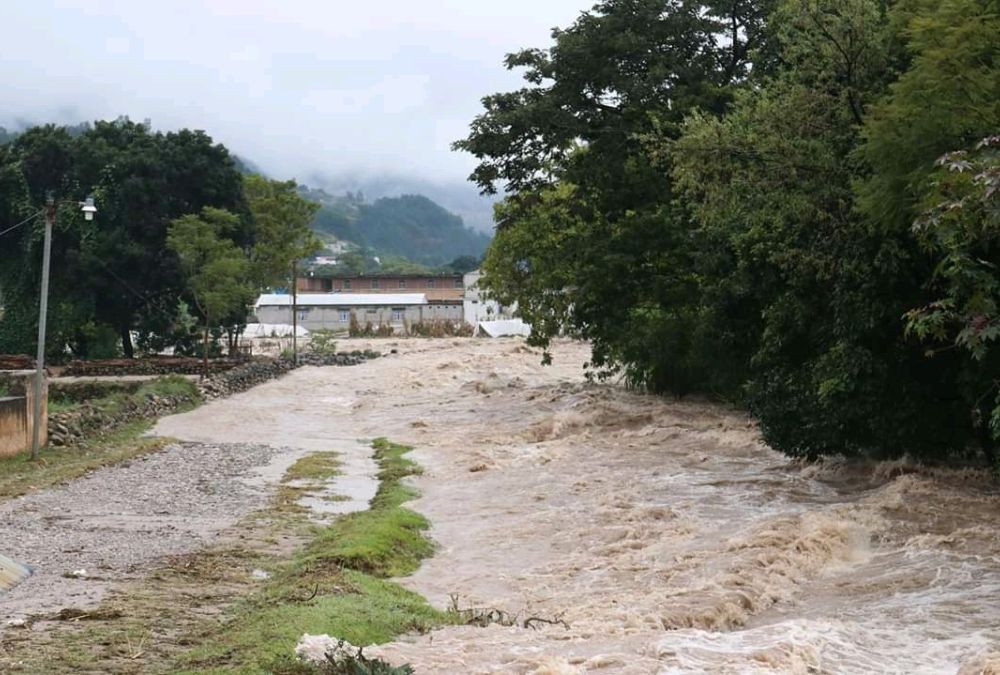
[31,197,56,460]
[291,261,298,364]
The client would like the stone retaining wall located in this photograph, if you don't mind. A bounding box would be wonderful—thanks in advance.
[197,351,379,399]
[61,356,239,378]
[48,392,196,447]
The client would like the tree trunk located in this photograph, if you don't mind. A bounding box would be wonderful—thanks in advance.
[202,324,210,379]
[979,402,996,470]
[120,325,134,359]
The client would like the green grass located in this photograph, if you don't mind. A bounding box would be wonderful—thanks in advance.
[282,452,340,485]
[175,439,450,674]
[47,398,82,413]
[86,374,200,415]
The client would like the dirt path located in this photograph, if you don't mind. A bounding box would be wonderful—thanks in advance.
[4,339,999,673]
[0,361,382,627]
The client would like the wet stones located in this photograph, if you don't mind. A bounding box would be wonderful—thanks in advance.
[196,351,381,400]
[48,393,197,447]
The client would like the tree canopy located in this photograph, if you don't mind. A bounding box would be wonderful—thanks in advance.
[468,0,1000,463]
[0,120,323,361]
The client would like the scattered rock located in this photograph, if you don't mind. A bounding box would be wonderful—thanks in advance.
[296,634,353,664]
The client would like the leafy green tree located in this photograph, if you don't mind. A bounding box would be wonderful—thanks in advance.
[471,0,994,462]
[167,208,253,372]
[469,0,774,383]
[444,255,481,274]
[858,0,1000,234]
[0,119,246,358]
[907,137,1000,455]
[244,175,321,290]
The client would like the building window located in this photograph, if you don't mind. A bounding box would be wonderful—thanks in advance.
[344,279,352,290]
[371,279,380,289]
[427,279,435,288]
[392,308,404,321]
[339,310,350,322]
[399,279,406,289]
[454,278,463,288]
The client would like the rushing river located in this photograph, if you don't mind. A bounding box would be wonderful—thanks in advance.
[183,338,1000,673]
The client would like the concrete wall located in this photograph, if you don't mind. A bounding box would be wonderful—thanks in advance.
[258,305,419,331]
[0,372,47,458]
[258,303,465,331]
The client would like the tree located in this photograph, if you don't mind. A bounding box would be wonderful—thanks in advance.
[244,175,321,290]
[467,0,774,378]
[0,119,246,358]
[444,255,481,274]
[466,0,997,462]
[167,208,253,373]
[907,136,1000,456]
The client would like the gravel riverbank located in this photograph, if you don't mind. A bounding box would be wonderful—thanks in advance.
[0,441,286,622]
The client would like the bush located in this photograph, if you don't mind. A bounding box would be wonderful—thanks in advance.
[309,330,338,355]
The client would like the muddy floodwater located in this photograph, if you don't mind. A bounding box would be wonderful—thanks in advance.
[178,339,1000,673]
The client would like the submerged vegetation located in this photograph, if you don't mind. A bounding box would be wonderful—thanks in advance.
[466,0,1000,463]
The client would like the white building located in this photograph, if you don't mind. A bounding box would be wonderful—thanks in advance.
[462,271,531,336]
[463,271,510,326]
[255,293,433,331]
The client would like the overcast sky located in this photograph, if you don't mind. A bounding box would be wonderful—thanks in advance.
[1,0,589,186]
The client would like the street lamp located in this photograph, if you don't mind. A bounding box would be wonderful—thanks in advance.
[30,194,98,460]
[81,196,97,221]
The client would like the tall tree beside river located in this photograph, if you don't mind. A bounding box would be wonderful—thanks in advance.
[466,0,1000,461]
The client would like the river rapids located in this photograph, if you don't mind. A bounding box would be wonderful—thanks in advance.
[185,338,1000,673]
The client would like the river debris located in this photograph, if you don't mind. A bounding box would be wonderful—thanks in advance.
[0,554,32,592]
[447,594,570,631]
[295,635,413,674]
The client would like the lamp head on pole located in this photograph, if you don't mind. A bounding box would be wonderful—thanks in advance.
[80,196,97,221]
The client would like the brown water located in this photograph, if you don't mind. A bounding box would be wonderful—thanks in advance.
[180,339,1000,673]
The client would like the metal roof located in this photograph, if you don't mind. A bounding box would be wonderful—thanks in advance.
[256,293,428,308]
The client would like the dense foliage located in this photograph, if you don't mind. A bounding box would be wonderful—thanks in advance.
[0,118,318,360]
[467,0,1000,462]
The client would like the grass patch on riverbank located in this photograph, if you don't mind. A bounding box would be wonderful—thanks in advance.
[175,439,447,673]
[0,440,445,674]
[0,376,200,503]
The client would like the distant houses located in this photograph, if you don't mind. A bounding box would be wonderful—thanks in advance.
[255,293,440,331]
[258,270,524,335]
[297,272,465,301]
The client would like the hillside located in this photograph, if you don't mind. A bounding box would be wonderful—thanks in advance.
[305,172,498,234]
[303,188,491,266]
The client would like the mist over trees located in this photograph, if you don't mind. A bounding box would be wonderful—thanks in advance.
[306,189,491,266]
[466,0,1000,462]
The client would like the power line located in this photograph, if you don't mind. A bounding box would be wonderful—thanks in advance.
[0,209,44,238]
